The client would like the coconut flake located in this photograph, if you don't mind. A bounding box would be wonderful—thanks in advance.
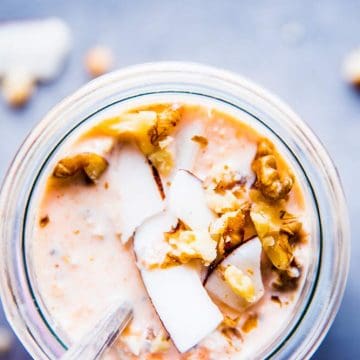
[113,143,164,243]
[134,212,223,353]
[168,170,215,231]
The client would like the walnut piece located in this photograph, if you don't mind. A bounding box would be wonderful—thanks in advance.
[223,264,256,302]
[272,259,302,291]
[204,165,246,194]
[95,107,180,171]
[148,148,174,177]
[39,215,50,228]
[149,107,180,146]
[204,165,249,215]
[241,313,258,333]
[250,190,302,270]
[252,139,294,200]
[210,208,247,258]
[191,135,208,147]
[164,228,217,266]
[219,316,242,344]
[53,152,108,182]
[206,189,244,214]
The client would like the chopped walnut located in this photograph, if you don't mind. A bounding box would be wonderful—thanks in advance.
[204,165,246,194]
[95,107,180,176]
[210,208,246,257]
[279,210,303,236]
[204,165,249,215]
[148,148,174,177]
[158,136,174,149]
[191,135,208,147]
[271,295,282,306]
[252,139,294,200]
[219,316,242,343]
[149,107,180,146]
[222,316,239,329]
[250,190,302,270]
[39,215,50,228]
[223,265,256,302]
[272,259,302,291]
[164,227,217,266]
[206,189,245,214]
[53,152,108,182]
[95,110,158,154]
[241,313,258,333]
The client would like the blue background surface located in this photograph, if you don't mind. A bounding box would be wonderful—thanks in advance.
[0,1,359,359]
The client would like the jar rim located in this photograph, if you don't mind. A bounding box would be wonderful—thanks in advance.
[0,62,350,359]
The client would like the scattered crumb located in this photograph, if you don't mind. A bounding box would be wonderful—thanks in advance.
[191,135,208,147]
[241,313,258,333]
[73,229,80,235]
[104,181,109,189]
[1,70,35,108]
[343,47,360,88]
[271,295,282,307]
[39,215,50,228]
[272,264,302,292]
[222,316,239,329]
[219,316,242,343]
[84,46,114,77]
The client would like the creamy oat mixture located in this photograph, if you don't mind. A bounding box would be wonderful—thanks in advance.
[32,103,310,359]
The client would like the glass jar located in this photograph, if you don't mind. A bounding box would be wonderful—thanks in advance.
[0,62,350,359]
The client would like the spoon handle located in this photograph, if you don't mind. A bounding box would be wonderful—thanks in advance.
[61,302,133,360]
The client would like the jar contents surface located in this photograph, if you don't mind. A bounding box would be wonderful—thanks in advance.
[32,102,310,359]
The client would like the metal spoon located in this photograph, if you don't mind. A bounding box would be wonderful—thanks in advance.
[61,302,133,360]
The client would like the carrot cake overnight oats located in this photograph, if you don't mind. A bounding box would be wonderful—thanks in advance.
[31,101,310,360]
[0,63,349,360]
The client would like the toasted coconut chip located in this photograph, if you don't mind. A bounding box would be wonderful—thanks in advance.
[112,143,164,243]
[205,237,264,311]
[168,170,215,231]
[133,212,223,353]
[175,121,204,173]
